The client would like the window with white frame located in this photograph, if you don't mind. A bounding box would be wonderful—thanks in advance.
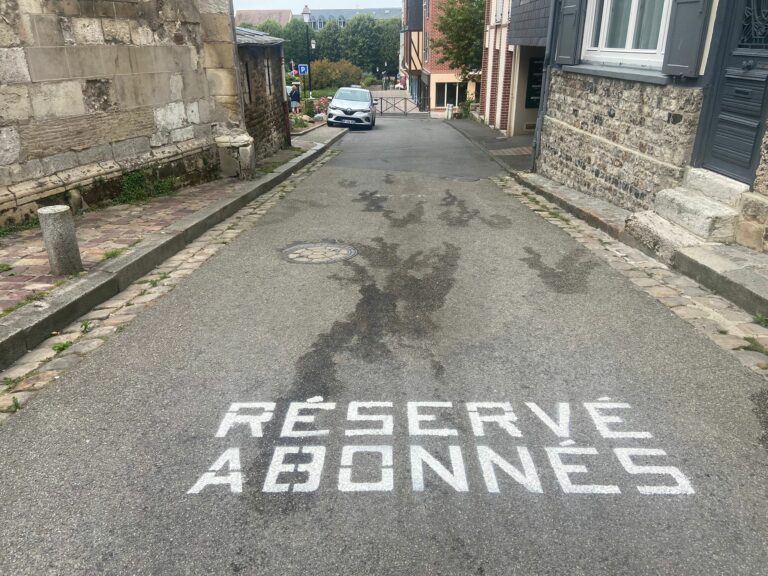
[582,0,672,68]
[494,0,504,24]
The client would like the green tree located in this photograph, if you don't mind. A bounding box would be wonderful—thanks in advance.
[375,18,401,75]
[282,18,315,68]
[253,19,284,39]
[430,0,484,79]
[316,19,342,61]
[309,59,362,88]
[340,14,380,73]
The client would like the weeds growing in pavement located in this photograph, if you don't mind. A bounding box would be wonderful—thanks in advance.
[0,291,46,319]
[148,273,169,287]
[754,314,768,328]
[0,263,11,273]
[2,376,22,391]
[739,337,768,357]
[0,216,40,239]
[52,341,73,354]
[81,320,93,334]
[0,396,22,413]
[102,248,127,261]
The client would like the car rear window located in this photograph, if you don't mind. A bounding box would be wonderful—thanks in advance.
[334,89,370,102]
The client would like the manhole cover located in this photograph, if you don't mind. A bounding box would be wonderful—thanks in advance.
[282,242,358,264]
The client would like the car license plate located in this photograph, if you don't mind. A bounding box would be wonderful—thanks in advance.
[341,119,355,124]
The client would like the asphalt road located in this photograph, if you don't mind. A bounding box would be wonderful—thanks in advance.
[1,118,767,575]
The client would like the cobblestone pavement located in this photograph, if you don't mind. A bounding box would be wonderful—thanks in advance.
[0,151,337,421]
[490,174,768,377]
[0,179,243,314]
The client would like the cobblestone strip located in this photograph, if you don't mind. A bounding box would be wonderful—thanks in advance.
[490,175,768,378]
[0,151,339,424]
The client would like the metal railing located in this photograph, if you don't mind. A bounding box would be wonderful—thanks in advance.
[376,96,429,116]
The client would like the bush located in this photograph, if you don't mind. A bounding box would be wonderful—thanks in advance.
[459,97,474,118]
[309,59,363,89]
[361,73,377,88]
[302,99,316,117]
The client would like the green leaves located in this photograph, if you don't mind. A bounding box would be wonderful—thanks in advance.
[254,15,400,76]
[431,0,485,79]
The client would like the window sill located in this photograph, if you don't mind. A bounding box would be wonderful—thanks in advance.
[561,63,671,86]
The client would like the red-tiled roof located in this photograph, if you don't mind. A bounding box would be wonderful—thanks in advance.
[235,10,293,27]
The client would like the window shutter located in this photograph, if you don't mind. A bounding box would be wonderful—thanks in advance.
[662,0,712,77]
[554,0,586,66]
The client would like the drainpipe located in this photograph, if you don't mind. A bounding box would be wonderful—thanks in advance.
[532,0,560,172]
[280,44,292,146]
[228,0,247,130]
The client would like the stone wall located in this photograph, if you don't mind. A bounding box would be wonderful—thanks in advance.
[755,129,768,196]
[537,69,703,211]
[0,0,244,223]
[239,45,289,161]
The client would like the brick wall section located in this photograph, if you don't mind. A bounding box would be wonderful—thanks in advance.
[479,0,492,116]
[19,109,155,160]
[537,70,703,211]
[498,48,513,129]
[489,48,499,123]
[0,0,244,222]
[240,45,289,161]
[423,0,463,75]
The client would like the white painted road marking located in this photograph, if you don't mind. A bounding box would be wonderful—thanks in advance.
[188,399,695,496]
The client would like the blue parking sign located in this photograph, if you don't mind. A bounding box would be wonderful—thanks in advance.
[298,64,309,76]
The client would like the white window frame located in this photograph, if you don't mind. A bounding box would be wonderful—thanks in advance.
[582,0,673,69]
[494,0,505,24]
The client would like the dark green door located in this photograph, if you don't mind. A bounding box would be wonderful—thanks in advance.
[703,0,768,184]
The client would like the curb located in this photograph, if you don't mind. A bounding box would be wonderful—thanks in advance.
[445,120,534,173]
[0,129,348,370]
[509,171,768,317]
[291,121,328,136]
[450,124,768,319]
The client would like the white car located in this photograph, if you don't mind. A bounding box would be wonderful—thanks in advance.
[327,87,377,130]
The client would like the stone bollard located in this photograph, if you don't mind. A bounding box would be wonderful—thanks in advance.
[214,129,255,180]
[37,205,84,276]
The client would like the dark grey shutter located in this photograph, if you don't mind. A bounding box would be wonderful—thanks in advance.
[662,0,712,77]
[554,0,586,65]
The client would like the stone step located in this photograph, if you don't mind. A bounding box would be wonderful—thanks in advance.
[684,167,749,207]
[654,187,738,241]
[622,211,703,264]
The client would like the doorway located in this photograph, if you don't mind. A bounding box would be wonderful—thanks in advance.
[702,0,768,184]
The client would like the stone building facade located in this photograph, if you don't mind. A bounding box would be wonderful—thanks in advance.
[538,70,704,211]
[0,0,244,223]
[537,0,768,254]
[236,28,290,161]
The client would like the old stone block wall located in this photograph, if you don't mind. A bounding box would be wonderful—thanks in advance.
[734,131,768,251]
[537,70,703,211]
[755,129,768,195]
[0,0,243,222]
[239,45,289,161]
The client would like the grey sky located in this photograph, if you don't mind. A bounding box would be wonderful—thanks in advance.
[233,0,401,14]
